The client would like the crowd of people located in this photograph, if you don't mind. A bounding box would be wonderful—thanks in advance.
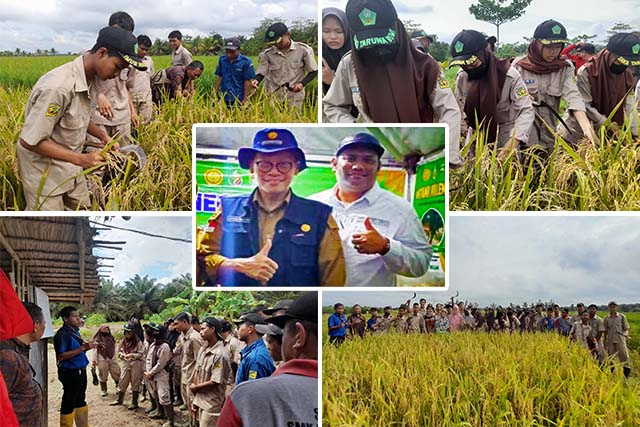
[196,128,432,286]
[328,299,632,378]
[17,10,318,211]
[321,0,640,167]
[0,292,318,427]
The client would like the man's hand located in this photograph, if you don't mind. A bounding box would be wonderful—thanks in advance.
[251,79,259,88]
[77,151,105,169]
[351,217,389,255]
[229,239,279,284]
[131,111,139,128]
[97,94,114,119]
[290,82,304,92]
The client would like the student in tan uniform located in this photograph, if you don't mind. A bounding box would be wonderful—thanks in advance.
[513,20,596,155]
[561,33,640,144]
[175,313,204,427]
[144,325,174,426]
[190,317,233,427]
[376,306,394,333]
[569,311,593,350]
[169,30,193,67]
[221,321,245,377]
[392,305,409,333]
[587,304,606,362]
[407,303,425,333]
[16,26,146,211]
[450,29,535,160]
[571,302,585,324]
[110,323,145,409]
[322,0,462,168]
[347,304,367,338]
[254,22,318,111]
[129,35,155,125]
[91,325,121,397]
[603,301,631,378]
[170,323,184,408]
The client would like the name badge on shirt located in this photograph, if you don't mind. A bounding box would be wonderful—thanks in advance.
[227,215,250,223]
[524,79,536,84]
[351,86,359,94]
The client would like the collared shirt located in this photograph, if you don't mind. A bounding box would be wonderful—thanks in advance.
[218,359,317,427]
[172,45,193,67]
[327,313,347,338]
[347,314,366,337]
[146,341,172,377]
[407,314,425,333]
[130,55,155,102]
[587,315,605,339]
[311,182,431,286]
[604,313,630,345]
[17,55,95,196]
[236,338,275,385]
[91,69,132,126]
[223,335,245,366]
[570,322,593,349]
[181,327,205,383]
[53,324,89,369]
[0,339,43,427]
[215,54,256,104]
[192,340,233,412]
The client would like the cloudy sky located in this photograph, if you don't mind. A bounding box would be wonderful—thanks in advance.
[91,216,192,285]
[448,215,640,307]
[0,0,317,53]
[324,0,639,45]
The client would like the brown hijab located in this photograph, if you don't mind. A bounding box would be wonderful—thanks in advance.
[585,49,635,125]
[120,329,141,355]
[351,19,439,123]
[93,325,116,359]
[463,47,512,142]
[517,40,570,74]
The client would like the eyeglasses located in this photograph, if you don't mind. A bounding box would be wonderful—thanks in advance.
[255,160,295,173]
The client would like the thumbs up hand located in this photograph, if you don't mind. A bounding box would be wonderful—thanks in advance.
[234,238,279,284]
[351,217,390,255]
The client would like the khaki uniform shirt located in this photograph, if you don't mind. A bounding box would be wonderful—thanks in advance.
[377,316,393,333]
[173,335,184,367]
[130,56,155,103]
[604,313,630,345]
[570,321,592,349]
[257,41,317,104]
[172,45,193,67]
[17,55,95,197]
[181,327,205,384]
[529,313,544,332]
[512,58,585,149]
[587,315,605,340]
[455,66,535,147]
[117,340,145,366]
[192,340,233,412]
[223,335,244,366]
[394,316,408,333]
[146,342,172,378]
[323,52,462,165]
[91,69,133,126]
[407,314,425,333]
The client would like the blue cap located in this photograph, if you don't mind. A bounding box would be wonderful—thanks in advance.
[336,133,385,158]
[238,128,307,170]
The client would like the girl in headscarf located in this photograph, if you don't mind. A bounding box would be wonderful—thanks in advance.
[513,20,595,154]
[322,8,351,95]
[110,323,145,409]
[92,325,121,397]
[450,29,535,160]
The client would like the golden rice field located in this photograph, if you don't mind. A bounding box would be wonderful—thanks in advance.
[0,55,317,211]
[323,332,640,427]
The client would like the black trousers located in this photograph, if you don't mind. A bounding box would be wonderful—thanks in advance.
[58,368,87,415]
[329,336,345,346]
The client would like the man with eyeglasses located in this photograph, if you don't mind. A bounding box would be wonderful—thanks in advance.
[311,133,431,286]
[200,128,345,286]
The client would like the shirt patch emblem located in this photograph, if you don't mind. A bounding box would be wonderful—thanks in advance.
[437,78,449,89]
[514,86,529,98]
[46,103,61,117]
[248,370,257,379]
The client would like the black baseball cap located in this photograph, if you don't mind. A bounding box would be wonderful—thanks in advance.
[411,30,434,42]
[238,128,307,171]
[201,317,224,340]
[607,33,640,66]
[265,22,288,45]
[255,323,284,336]
[576,43,595,54]
[449,29,487,67]
[267,292,317,328]
[336,133,385,158]
[123,323,135,332]
[263,300,295,316]
[233,312,267,326]
[93,26,147,70]
[533,20,569,45]
[224,37,241,50]
[346,0,398,50]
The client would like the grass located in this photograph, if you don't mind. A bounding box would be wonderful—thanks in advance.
[323,331,640,427]
[0,55,317,210]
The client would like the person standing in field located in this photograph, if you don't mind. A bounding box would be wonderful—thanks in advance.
[434,308,449,334]
[393,305,409,333]
[328,303,348,345]
[145,324,174,426]
[91,325,121,397]
[570,311,594,351]
[175,312,204,427]
[16,26,146,211]
[603,301,631,378]
[347,304,367,338]
[407,303,425,333]
[424,305,436,333]
[254,22,318,111]
[450,29,535,161]
[110,323,145,409]
[214,38,257,106]
[560,33,640,144]
[556,308,572,336]
[169,30,193,66]
[513,20,596,155]
[587,304,606,363]
[376,306,394,333]
[571,303,586,324]
[129,35,155,125]
[367,307,383,334]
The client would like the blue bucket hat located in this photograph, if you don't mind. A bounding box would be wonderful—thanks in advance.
[336,133,385,158]
[238,128,307,171]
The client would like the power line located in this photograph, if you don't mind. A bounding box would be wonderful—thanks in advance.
[88,220,191,243]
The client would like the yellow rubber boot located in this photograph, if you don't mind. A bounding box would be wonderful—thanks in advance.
[60,411,75,427]
[74,405,89,427]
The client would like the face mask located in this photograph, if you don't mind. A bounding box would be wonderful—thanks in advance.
[609,63,627,74]
[358,43,399,65]
[101,332,110,336]
[464,61,488,80]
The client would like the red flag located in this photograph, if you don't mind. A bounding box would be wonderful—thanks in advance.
[0,268,33,340]
[0,371,19,427]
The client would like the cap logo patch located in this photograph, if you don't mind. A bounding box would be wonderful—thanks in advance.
[359,8,377,26]
[632,44,640,54]
[552,24,561,35]
[455,41,464,53]
[301,224,311,232]
[267,131,278,139]
[133,42,138,52]
[268,30,275,37]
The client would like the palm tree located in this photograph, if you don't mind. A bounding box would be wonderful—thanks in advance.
[93,279,127,321]
[121,274,163,319]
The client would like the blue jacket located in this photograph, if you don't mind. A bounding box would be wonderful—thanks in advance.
[215,54,256,104]
[220,189,331,286]
[53,324,89,370]
[236,338,275,385]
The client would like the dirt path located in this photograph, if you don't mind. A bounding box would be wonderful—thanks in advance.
[47,344,189,427]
